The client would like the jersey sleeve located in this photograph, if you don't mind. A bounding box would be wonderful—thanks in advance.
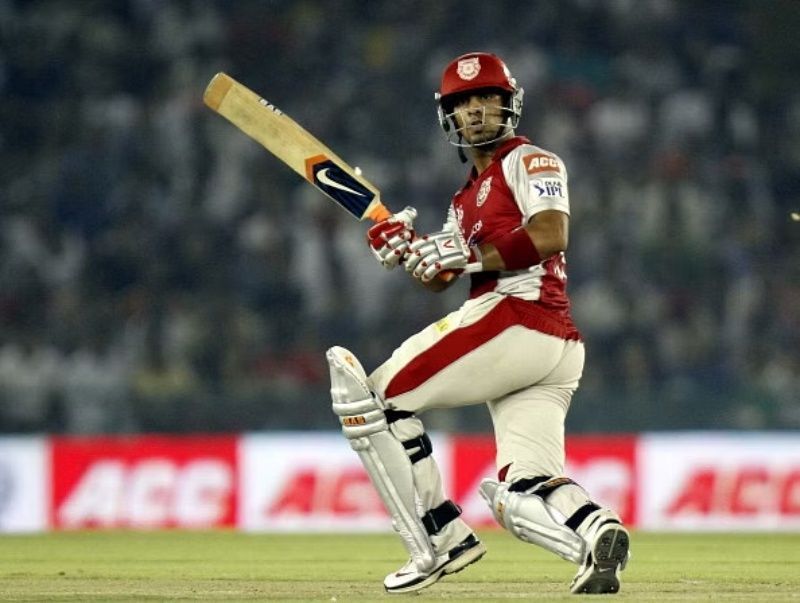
[501,144,570,223]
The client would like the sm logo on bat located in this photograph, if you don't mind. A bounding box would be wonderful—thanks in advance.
[305,155,375,219]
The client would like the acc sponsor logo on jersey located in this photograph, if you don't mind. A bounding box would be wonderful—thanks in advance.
[532,179,564,198]
[457,57,481,80]
[523,153,560,175]
[476,176,492,207]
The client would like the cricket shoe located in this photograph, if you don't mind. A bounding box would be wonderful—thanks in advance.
[570,516,630,595]
[384,533,486,594]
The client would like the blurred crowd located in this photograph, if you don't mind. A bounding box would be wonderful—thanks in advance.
[1,0,798,434]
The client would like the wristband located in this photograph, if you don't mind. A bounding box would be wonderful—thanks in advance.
[492,228,541,270]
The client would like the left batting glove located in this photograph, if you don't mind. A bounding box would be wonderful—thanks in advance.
[367,206,417,270]
[405,228,482,282]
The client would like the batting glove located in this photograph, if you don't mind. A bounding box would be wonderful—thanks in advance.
[405,228,482,282]
[367,206,417,270]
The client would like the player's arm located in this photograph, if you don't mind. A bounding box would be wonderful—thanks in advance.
[474,146,571,271]
[475,209,568,271]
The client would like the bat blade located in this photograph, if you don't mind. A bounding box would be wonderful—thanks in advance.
[203,72,390,222]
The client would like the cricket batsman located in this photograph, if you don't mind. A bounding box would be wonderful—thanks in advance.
[327,52,630,595]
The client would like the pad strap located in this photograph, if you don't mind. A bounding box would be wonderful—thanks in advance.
[422,500,462,535]
[510,476,579,502]
[566,502,601,531]
[512,476,597,534]
[508,476,551,493]
[383,409,432,464]
[384,409,414,423]
[403,434,433,464]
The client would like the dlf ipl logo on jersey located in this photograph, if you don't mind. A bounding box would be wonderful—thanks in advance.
[457,57,481,80]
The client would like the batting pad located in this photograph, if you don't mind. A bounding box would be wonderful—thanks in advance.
[327,346,435,572]
[479,477,585,563]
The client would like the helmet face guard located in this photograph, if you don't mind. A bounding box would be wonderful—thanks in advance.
[435,53,524,148]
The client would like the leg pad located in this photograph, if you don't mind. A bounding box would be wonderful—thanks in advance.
[327,346,435,572]
[479,477,585,563]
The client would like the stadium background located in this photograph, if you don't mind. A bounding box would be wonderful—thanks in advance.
[0,1,799,534]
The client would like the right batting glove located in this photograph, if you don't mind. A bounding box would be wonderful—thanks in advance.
[404,227,481,282]
[367,206,417,270]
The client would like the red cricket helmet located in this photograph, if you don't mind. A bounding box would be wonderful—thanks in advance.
[435,52,524,147]
[439,52,518,100]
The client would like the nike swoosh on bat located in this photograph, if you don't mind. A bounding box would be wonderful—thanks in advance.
[317,168,366,197]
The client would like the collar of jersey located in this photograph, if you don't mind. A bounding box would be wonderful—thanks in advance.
[463,136,532,188]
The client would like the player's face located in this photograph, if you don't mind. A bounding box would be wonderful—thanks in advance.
[452,92,507,145]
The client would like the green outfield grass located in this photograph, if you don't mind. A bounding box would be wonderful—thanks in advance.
[0,531,798,601]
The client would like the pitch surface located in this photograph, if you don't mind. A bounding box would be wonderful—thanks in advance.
[1,531,798,601]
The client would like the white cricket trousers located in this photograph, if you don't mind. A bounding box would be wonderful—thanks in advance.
[369,291,585,481]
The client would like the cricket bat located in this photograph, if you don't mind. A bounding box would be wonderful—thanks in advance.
[203,72,457,281]
[203,72,391,223]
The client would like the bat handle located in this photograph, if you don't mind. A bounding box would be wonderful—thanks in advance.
[367,202,456,283]
[365,203,392,223]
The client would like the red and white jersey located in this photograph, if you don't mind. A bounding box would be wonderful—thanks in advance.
[444,136,580,340]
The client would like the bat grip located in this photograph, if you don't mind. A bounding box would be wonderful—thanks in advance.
[366,203,392,222]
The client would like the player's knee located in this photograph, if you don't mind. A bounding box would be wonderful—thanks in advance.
[332,394,387,439]
[327,346,387,439]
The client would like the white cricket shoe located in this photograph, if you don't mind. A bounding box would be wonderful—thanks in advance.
[383,534,486,594]
[570,520,630,594]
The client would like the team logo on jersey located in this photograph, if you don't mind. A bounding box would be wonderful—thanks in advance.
[457,57,481,80]
[477,176,492,206]
[523,153,560,175]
